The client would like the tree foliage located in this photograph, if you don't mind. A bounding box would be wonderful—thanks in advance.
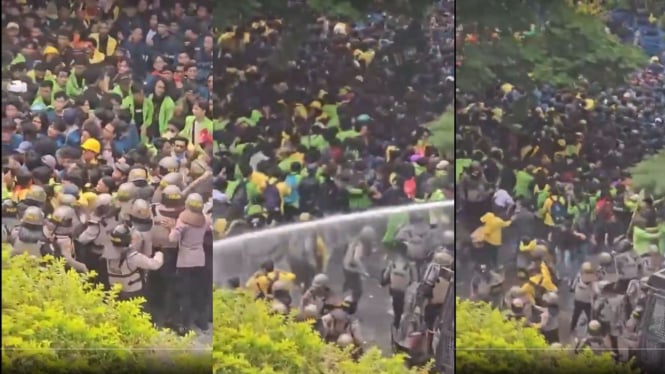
[1,249,209,374]
[213,288,429,374]
[456,298,638,374]
[456,0,647,92]
[427,109,454,158]
[213,0,433,29]
[630,150,665,197]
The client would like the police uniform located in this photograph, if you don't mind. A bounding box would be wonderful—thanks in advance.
[107,224,164,300]
[171,193,209,331]
[148,185,184,326]
[381,253,417,328]
[342,227,374,301]
[9,206,45,257]
[44,206,88,273]
[77,194,116,289]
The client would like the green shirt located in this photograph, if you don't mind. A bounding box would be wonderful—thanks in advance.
[633,226,660,256]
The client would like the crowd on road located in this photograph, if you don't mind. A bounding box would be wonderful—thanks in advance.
[456,19,665,360]
[213,1,454,237]
[214,0,456,369]
[2,0,214,336]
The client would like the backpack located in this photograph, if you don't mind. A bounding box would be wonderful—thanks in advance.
[549,197,567,224]
[595,199,614,221]
[263,182,282,212]
[389,257,411,291]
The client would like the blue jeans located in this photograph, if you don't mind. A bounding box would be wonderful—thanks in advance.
[555,246,572,278]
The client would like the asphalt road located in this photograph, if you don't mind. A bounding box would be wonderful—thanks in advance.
[455,221,632,359]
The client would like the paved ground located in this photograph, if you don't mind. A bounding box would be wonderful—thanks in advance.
[456,222,632,359]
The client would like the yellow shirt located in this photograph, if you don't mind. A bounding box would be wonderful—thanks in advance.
[480,212,511,246]
[249,171,268,192]
[520,273,558,303]
[541,195,564,227]
[245,270,296,297]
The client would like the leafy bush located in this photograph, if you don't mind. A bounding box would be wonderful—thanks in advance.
[456,298,638,374]
[630,150,665,197]
[213,288,429,374]
[1,248,210,373]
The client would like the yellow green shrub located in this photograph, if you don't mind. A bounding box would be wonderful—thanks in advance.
[213,288,430,374]
[1,248,211,373]
[456,298,638,374]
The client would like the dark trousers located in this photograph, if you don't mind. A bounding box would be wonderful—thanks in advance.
[146,248,178,326]
[176,266,207,329]
[424,303,442,331]
[482,243,499,269]
[203,232,213,324]
[570,300,592,331]
[542,328,559,344]
[87,254,109,290]
[283,204,299,222]
[343,269,363,301]
[119,289,144,301]
[389,289,405,328]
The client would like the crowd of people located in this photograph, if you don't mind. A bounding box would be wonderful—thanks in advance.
[214,0,456,368]
[2,0,214,336]
[456,16,665,362]
[213,1,454,236]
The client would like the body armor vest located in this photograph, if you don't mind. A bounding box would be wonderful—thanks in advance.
[151,205,180,249]
[13,227,45,257]
[107,250,144,293]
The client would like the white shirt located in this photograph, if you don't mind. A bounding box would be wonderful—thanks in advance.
[493,188,514,208]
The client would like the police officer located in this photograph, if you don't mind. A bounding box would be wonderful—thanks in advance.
[469,263,504,308]
[613,238,640,293]
[320,307,363,348]
[128,167,154,202]
[534,292,559,344]
[129,199,153,256]
[503,286,533,321]
[597,251,616,282]
[9,206,45,257]
[116,182,138,223]
[342,226,375,301]
[592,280,622,358]
[574,320,607,355]
[158,156,180,180]
[625,276,650,315]
[569,261,598,332]
[153,172,185,204]
[300,273,343,316]
[623,306,642,359]
[2,199,19,243]
[421,251,454,351]
[149,184,184,326]
[395,213,434,275]
[287,213,328,290]
[170,193,209,333]
[43,205,88,272]
[106,224,164,301]
[504,298,528,325]
[77,193,116,289]
[187,158,212,201]
[381,245,418,328]
[18,185,47,219]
